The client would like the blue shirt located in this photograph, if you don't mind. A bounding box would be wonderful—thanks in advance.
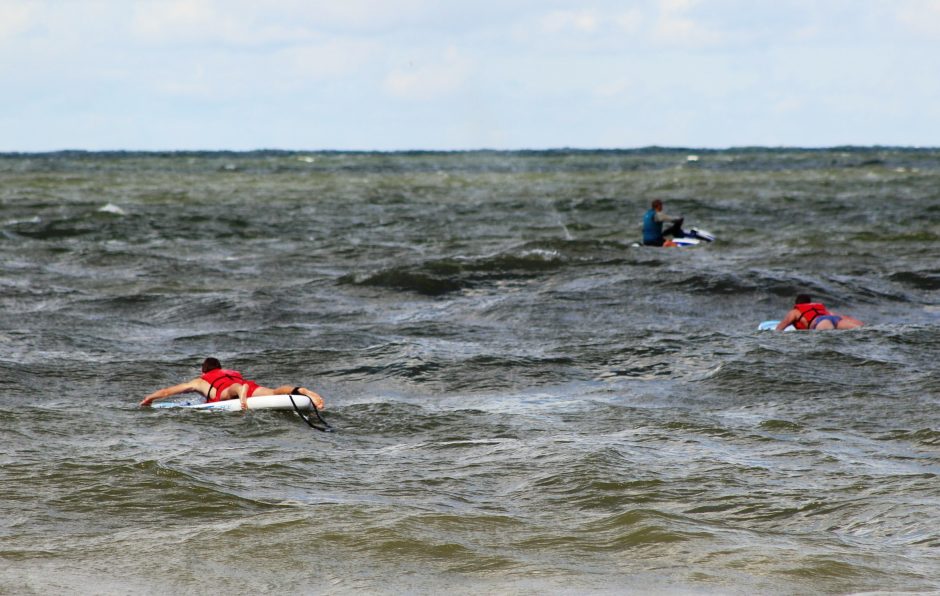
[642,208,662,244]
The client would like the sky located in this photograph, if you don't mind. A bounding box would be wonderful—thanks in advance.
[2,0,939,151]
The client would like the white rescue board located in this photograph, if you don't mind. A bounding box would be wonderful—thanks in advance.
[152,394,315,411]
[758,320,795,331]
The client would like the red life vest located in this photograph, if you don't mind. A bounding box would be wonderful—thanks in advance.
[793,302,830,330]
[201,368,245,402]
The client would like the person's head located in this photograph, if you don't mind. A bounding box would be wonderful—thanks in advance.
[651,199,663,211]
[202,357,222,373]
[795,294,812,305]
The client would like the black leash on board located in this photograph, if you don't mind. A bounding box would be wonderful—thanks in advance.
[288,388,333,432]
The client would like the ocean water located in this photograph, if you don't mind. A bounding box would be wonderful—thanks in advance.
[1,148,938,595]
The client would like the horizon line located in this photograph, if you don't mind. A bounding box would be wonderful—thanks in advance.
[2,144,937,156]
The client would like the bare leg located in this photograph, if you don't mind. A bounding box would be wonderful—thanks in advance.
[251,385,325,410]
[815,316,863,330]
[835,316,863,329]
[277,385,325,410]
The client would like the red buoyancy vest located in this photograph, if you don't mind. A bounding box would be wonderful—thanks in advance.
[201,368,245,402]
[793,303,830,330]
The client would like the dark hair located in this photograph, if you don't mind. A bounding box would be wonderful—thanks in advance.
[202,357,222,373]
[795,294,812,304]
[652,199,663,209]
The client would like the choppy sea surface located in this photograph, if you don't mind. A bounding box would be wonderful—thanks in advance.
[1,148,939,595]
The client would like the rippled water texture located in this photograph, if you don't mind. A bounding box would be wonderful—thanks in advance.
[1,149,939,594]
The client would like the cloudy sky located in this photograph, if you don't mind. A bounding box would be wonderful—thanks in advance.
[2,0,939,151]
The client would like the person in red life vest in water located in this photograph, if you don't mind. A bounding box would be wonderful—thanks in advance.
[139,357,325,411]
[776,294,864,331]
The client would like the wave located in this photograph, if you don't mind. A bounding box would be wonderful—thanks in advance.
[340,247,568,295]
[663,271,791,296]
[332,343,581,394]
[2,210,137,241]
[889,270,940,291]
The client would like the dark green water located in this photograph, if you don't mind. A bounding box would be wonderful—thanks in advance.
[1,148,939,594]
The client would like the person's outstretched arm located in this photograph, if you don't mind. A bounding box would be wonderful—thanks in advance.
[140,379,202,406]
[776,309,799,331]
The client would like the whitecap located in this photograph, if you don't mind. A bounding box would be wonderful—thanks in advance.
[98,203,126,215]
[4,216,41,226]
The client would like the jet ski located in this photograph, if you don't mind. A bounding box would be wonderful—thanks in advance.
[632,218,716,248]
[670,227,716,247]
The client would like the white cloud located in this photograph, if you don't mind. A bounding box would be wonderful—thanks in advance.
[131,0,314,47]
[383,46,472,101]
[658,0,700,13]
[539,10,599,34]
[131,0,224,42]
[0,1,33,42]
[593,79,631,99]
[2,0,939,150]
[652,0,725,47]
[896,0,940,37]
[278,40,378,82]
[129,0,447,47]
[613,9,645,34]
[281,0,435,32]
[512,3,733,52]
[136,36,379,103]
[773,97,806,114]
